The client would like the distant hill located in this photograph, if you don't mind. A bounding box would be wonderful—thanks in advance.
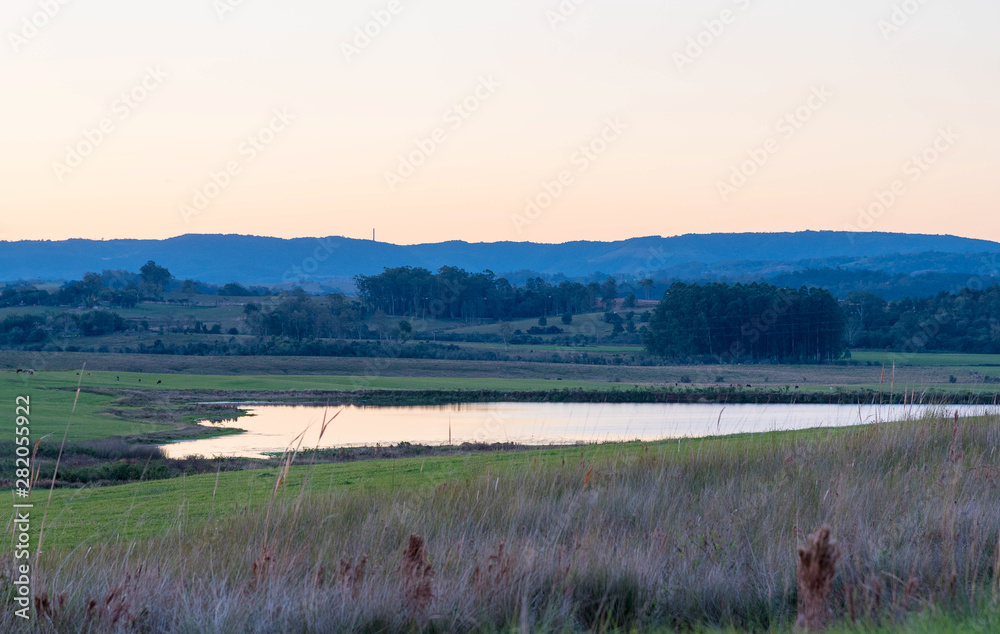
[1,231,998,286]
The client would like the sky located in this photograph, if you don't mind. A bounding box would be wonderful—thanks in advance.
[1,0,999,245]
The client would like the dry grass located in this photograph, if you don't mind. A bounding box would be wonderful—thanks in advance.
[796,525,840,630]
[3,412,999,632]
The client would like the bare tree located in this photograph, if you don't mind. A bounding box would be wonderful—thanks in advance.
[498,321,513,351]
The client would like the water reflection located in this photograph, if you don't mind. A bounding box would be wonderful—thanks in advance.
[161,402,999,459]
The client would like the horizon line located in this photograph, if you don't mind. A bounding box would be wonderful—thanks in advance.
[2,229,995,248]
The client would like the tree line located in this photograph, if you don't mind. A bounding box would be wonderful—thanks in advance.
[1,261,273,310]
[0,311,128,346]
[6,262,1000,359]
[354,266,625,320]
[841,286,1000,353]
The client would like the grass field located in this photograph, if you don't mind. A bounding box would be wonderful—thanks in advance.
[3,345,1000,630]
[0,305,61,318]
[7,350,1000,386]
[29,426,855,552]
[850,350,1000,367]
[0,377,171,441]
[0,301,249,326]
[8,369,642,394]
[463,342,646,353]
[10,413,999,631]
[115,302,249,330]
[5,350,1000,453]
[446,311,616,337]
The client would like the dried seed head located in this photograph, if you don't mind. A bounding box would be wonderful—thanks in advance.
[400,535,434,615]
[795,525,840,631]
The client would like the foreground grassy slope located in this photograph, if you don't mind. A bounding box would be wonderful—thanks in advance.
[11,414,999,631]
[30,431,825,552]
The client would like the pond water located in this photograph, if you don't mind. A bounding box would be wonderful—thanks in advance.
[160,402,999,459]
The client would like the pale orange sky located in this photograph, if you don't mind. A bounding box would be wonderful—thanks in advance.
[1,0,999,244]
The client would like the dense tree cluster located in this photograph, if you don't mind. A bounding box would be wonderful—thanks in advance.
[354,266,603,320]
[0,310,128,345]
[247,290,369,340]
[643,282,846,362]
[1,274,139,309]
[842,286,1000,353]
[0,265,169,309]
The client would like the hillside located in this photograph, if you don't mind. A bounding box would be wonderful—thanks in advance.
[1,231,998,285]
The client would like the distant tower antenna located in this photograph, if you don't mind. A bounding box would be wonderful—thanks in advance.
[372,228,375,242]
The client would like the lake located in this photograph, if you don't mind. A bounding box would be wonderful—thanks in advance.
[159,402,999,459]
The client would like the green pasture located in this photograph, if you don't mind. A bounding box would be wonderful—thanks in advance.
[850,350,1000,367]
[0,377,171,441]
[6,369,643,394]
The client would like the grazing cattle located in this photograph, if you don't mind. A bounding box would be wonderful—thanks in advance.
[26,370,34,375]
[117,376,120,381]
[138,379,141,382]
[86,372,91,375]
[746,384,752,388]
[156,380,162,384]
[16,369,22,373]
